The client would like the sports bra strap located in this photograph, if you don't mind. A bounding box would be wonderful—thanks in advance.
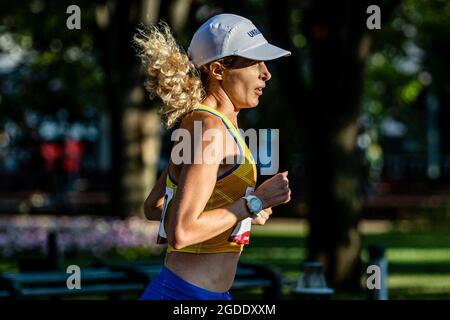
[192,105,246,153]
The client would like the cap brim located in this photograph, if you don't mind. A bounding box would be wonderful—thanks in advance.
[236,43,291,61]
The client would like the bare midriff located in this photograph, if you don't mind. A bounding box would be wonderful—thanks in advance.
[164,251,241,293]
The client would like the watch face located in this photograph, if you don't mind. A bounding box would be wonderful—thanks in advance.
[249,197,262,212]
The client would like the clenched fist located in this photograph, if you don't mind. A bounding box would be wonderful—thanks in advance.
[252,171,291,209]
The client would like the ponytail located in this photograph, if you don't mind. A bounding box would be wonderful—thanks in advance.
[133,22,205,128]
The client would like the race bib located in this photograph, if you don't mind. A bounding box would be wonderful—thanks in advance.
[228,187,254,245]
[156,187,174,244]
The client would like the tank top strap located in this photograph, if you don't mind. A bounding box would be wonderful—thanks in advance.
[192,104,253,161]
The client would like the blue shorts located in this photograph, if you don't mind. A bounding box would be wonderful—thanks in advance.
[139,265,233,300]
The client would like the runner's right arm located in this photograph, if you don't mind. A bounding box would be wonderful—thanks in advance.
[143,166,168,221]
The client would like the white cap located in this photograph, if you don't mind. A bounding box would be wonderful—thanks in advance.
[187,14,291,67]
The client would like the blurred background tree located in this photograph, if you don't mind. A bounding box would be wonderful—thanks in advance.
[1,0,449,293]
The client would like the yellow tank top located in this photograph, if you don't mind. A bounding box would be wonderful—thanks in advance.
[156,104,258,253]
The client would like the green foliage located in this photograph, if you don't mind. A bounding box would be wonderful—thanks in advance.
[362,0,450,157]
[0,1,105,122]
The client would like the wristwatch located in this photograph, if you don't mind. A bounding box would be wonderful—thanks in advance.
[243,195,263,218]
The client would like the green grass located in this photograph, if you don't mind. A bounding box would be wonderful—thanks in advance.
[236,218,450,300]
[0,260,18,273]
[1,218,449,300]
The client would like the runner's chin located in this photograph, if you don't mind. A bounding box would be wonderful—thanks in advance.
[249,94,260,108]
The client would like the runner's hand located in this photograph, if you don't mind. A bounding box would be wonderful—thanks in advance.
[252,171,291,209]
[251,207,273,225]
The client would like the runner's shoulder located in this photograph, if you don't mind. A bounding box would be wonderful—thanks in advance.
[180,109,225,134]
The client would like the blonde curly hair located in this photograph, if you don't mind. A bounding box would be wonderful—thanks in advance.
[133,22,237,129]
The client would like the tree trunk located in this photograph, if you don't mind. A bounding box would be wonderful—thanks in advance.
[301,0,379,289]
[267,0,390,289]
[93,0,195,217]
[93,0,162,217]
